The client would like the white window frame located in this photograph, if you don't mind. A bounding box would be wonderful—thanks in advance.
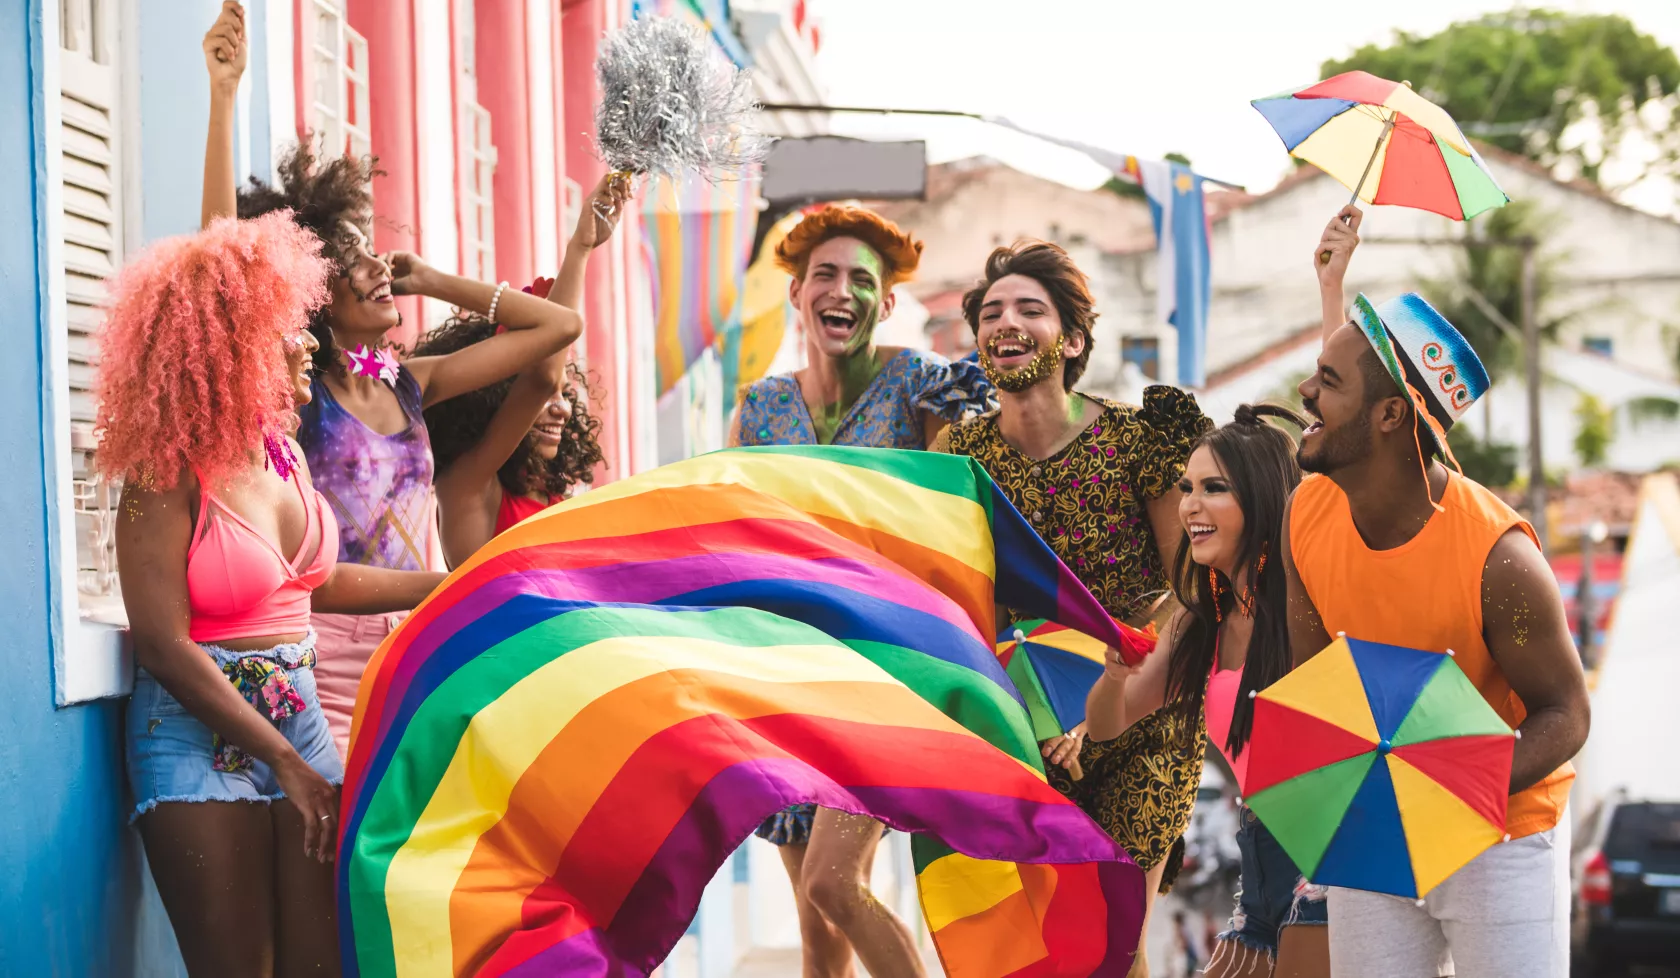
[39,0,141,704]
[456,0,495,283]
[307,0,371,160]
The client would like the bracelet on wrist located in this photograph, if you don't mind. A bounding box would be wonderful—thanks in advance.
[487,281,509,323]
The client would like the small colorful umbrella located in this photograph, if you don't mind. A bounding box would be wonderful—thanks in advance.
[1251,71,1509,258]
[1243,635,1515,898]
[997,620,1110,743]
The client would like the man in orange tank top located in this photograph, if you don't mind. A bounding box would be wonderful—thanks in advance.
[1280,286,1590,978]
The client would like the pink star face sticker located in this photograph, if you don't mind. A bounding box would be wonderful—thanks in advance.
[345,343,383,379]
[374,348,401,385]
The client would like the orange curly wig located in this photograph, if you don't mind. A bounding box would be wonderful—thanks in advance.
[94,213,331,489]
[773,205,923,289]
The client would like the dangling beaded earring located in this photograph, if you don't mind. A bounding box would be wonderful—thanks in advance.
[1232,544,1269,618]
[1209,567,1227,623]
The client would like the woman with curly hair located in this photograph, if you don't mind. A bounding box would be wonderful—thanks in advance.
[106,209,444,978]
[414,174,625,568]
[198,3,583,756]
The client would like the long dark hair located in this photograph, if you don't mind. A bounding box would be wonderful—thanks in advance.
[414,314,605,497]
[1163,403,1305,756]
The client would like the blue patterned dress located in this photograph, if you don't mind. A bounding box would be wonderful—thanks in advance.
[739,348,995,845]
[736,349,994,449]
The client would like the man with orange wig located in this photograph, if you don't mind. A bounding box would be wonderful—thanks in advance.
[729,205,994,978]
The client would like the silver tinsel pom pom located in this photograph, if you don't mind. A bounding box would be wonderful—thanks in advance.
[594,16,770,179]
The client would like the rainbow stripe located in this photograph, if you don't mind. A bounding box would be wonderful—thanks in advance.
[641,172,760,395]
[339,447,1145,977]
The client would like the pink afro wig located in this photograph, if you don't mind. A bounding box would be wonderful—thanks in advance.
[94,212,330,489]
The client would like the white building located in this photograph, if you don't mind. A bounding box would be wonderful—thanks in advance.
[1091,145,1680,473]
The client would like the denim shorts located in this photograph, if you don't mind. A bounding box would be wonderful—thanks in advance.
[1219,806,1328,955]
[125,634,343,823]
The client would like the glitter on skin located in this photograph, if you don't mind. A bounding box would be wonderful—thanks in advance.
[979,330,1066,393]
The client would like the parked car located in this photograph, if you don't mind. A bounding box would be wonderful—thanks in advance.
[1572,794,1680,975]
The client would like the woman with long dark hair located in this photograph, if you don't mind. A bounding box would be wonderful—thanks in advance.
[1086,404,1330,978]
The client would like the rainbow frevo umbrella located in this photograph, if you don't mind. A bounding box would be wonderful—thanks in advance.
[996,620,1109,742]
[1251,70,1509,223]
[1242,636,1515,898]
[996,619,1152,781]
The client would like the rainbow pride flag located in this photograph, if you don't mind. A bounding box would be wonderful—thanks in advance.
[641,171,760,395]
[338,447,1147,977]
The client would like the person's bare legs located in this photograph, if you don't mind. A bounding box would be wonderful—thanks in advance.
[1272,925,1328,978]
[1124,860,1168,978]
[802,808,924,978]
[779,840,856,978]
[138,801,276,978]
[272,796,342,978]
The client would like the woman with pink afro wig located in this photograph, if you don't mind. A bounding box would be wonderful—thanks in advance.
[106,15,447,972]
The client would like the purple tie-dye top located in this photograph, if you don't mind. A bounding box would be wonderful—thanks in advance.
[295,366,435,570]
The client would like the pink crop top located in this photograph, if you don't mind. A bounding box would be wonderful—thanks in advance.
[1204,662,1248,788]
[186,475,338,644]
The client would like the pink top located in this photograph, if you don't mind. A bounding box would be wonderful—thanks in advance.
[186,475,338,643]
[1204,661,1248,788]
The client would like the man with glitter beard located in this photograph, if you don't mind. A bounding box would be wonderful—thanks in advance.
[932,240,1212,978]
[730,205,994,978]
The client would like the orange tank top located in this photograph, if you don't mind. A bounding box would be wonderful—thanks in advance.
[1289,471,1573,838]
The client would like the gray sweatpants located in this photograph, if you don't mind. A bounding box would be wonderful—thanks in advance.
[1327,816,1570,978]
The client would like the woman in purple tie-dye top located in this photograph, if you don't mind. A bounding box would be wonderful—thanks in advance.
[225,138,584,756]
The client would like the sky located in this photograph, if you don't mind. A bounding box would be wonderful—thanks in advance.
[811,0,1679,211]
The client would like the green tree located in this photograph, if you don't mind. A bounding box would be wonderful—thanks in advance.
[1573,392,1614,468]
[1322,10,1680,190]
[1448,425,1520,487]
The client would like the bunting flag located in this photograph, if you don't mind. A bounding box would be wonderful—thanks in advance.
[641,171,760,396]
[1118,156,1211,388]
[337,446,1149,978]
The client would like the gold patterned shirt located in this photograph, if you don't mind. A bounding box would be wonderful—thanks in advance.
[935,385,1212,880]
[936,386,1211,621]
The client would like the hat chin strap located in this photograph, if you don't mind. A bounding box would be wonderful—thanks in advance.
[1404,382,1462,514]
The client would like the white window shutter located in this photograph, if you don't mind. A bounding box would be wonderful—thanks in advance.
[59,4,124,616]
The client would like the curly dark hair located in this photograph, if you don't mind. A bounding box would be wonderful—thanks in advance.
[414,315,605,499]
[237,137,382,377]
[960,239,1097,390]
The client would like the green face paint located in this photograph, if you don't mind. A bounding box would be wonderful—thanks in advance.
[808,242,891,443]
[839,244,885,358]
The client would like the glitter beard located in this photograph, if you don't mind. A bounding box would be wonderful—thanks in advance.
[981,333,1066,392]
[594,16,770,180]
